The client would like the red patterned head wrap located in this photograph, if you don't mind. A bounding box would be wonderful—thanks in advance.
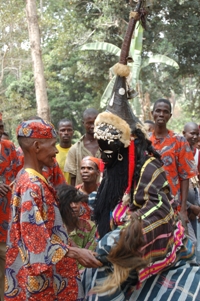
[82,156,100,170]
[16,119,57,139]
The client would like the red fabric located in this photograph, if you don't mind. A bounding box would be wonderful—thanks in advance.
[126,139,135,194]
[150,130,197,206]
[5,169,80,300]
[194,147,200,173]
[16,119,57,139]
[99,159,105,173]
[82,156,100,169]
[75,184,93,220]
[16,146,24,165]
[0,140,22,242]
[42,158,67,188]
[80,202,91,220]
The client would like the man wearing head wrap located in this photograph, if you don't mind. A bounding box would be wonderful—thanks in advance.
[76,156,100,195]
[4,118,101,301]
[15,116,69,189]
[0,113,22,301]
[17,144,68,189]
[76,156,101,220]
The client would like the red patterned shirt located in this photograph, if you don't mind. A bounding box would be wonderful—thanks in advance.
[5,169,84,301]
[149,130,197,206]
[0,140,22,242]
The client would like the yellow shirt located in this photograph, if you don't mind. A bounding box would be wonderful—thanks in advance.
[56,144,71,184]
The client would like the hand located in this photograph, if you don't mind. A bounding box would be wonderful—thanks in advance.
[67,247,102,268]
[197,210,200,222]
[179,208,189,225]
[190,205,200,216]
[0,184,11,197]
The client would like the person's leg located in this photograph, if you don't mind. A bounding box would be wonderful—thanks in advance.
[187,221,197,247]
[0,242,6,301]
[196,220,200,264]
[190,219,197,237]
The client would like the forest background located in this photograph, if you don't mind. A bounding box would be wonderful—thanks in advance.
[0,0,200,143]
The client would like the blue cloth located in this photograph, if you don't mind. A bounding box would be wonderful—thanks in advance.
[82,260,200,301]
[129,260,200,301]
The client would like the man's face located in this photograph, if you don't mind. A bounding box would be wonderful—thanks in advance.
[83,114,98,135]
[80,159,99,183]
[98,139,120,168]
[183,125,199,147]
[58,122,74,144]
[0,120,4,140]
[152,102,172,126]
[37,138,58,168]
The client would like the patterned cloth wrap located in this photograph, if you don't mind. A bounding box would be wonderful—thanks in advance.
[82,157,197,301]
[112,202,129,226]
[16,119,57,139]
[0,140,22,242]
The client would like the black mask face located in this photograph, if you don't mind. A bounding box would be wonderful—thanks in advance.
[98,139,123,168]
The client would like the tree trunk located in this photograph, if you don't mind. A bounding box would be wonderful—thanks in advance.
[143,92,152,121]
[25,0,50,121]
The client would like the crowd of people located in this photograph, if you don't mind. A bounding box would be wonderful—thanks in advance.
[1,1,200,299]
[0,99,200,300]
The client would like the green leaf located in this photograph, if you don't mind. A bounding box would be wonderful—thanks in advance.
[100,75,116,108]
[80,42,121,57]
[141,55,179,70]
[130,23,144,88]
[131,50,142,88]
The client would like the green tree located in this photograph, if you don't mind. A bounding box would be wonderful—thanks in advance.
[1,0,200,139]
[141,0,200,116]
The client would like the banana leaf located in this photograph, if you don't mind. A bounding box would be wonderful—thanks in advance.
[100,75,116,108]
[80,42,120,57]
[141,54,179,69]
